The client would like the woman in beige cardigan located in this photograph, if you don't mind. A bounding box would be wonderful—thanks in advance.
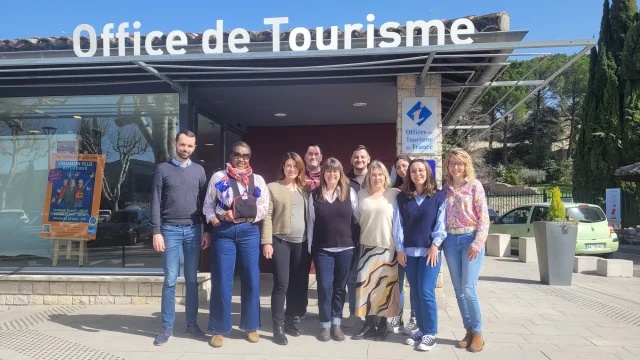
[261,152,311,346]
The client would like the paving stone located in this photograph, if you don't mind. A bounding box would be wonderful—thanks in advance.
[522,334,593,345]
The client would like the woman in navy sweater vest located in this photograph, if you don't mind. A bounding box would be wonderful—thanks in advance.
[392,159,446,352]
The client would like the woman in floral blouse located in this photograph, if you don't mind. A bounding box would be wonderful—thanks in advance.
[442,149,489,353]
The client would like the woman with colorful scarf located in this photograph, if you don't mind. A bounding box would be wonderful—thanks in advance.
[203,141,270,348]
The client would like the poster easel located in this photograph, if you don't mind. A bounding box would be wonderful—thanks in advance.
[51,238,89,266]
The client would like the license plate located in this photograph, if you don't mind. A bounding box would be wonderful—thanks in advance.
[586,244,605,249]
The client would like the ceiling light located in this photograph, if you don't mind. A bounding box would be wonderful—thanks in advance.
[353,102,367,107]
[204,143,214,146]
[73,115,82,119]
[274,113,287,117]
[199,160,205,162]
[29,130,40,134]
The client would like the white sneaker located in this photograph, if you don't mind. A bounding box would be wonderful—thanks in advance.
[405,331,423,346]
[388,316,401,333]
[342,314,358,328]
[417,335,437,351]
[400,316,418,335]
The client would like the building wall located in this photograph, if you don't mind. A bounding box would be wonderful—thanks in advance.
[244,123,398,184]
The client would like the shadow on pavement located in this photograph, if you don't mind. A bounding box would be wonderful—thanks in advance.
[479,276,540,285]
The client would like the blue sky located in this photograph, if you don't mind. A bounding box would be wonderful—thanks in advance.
[0,0,612,46]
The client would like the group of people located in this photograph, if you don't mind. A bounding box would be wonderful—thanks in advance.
[150,130,490,353]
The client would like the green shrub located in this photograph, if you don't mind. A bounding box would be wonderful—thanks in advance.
[518,168,547,185]
[503,167,523,185]
[543,159,563,183]
[547,187,566,221]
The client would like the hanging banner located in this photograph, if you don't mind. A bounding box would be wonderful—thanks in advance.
[41,153,106,239]
[606,188,621,229]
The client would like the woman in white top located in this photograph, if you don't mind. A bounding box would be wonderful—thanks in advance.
[351,160,401,342]
[307,157,359,342]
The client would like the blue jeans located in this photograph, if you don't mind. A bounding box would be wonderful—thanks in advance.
[398,265,416,319]
[405,252,441,336]
[442,231,484,334]
[346,246,359,315]
[160,224,201,330]
[208,222,261,334]
[313,248,354,328]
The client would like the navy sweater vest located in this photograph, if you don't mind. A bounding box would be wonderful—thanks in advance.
[396,190,446,249]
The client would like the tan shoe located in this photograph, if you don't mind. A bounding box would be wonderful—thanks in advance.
[457,327,472,348]
[210,334,223,348]
[246,331,260,343]
[469,333,484,352]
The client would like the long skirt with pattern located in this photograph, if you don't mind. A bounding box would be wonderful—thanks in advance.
[354,245,401,318]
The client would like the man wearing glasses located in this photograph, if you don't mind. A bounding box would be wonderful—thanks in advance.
[203,141,270,348]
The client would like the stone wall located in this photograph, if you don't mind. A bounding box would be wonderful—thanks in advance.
[0,274,210,306]
[615,227,640,244]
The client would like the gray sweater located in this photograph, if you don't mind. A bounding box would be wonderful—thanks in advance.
[150,160,208,235]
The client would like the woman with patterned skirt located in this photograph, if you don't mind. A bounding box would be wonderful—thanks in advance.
[351,160,401,341]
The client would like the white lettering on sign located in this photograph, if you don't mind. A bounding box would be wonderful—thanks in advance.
[401,97,439,155]
[72,15,476,57]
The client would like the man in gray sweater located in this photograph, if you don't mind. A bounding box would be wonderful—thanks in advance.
[151,130,211,346]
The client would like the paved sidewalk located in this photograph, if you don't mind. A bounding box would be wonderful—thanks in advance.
[1,256,640,360]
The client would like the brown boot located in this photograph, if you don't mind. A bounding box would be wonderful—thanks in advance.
[469,333,484,352]
[457,327,472,348]
[330,325,345,341]
[246,331,260,343]
[210,334,223,348]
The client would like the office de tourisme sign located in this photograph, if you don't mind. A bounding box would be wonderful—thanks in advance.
[72,15,476,57]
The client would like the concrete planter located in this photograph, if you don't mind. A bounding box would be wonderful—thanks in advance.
[532,221,578,286]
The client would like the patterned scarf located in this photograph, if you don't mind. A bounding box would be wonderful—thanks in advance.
[226,163,253,189]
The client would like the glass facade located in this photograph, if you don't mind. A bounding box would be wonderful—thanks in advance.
[0,93,179,270]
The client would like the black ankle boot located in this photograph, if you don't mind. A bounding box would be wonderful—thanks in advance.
[273,323,288,345]
[376,317,388,341]
[284,316,301,337]
[352,316,377,340]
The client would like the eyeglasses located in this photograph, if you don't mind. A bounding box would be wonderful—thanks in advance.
[448,162,465,168]
[232,152,251,160]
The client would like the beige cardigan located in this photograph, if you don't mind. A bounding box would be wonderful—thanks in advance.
[261,180,310,245]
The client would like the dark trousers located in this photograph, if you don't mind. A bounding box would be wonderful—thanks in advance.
[271,237,312,325]
[313,248,354,327]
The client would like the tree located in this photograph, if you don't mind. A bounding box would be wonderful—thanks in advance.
[621,13,640,165]
[557,55,589,159]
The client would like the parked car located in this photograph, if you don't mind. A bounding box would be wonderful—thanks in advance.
[0,209,30,225]
[489,202,618,257]
[98,210,112,223]
[488,208,499,223]
[94,208,152,246]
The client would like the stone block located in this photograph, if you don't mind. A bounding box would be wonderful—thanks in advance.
[0,281,19,294]
[18,282,33,295]
[176,284,184,297]
[487,234,511,257]
[597,259,633,277]
[176,297,185,305]
[519,237,538,263]
[0,294,4,305]
[43,296,58,305]
[57,296,72,305]
[13,295,28,305]
[4,295,13,305]
[124,283,139,296]
[83,282,100,295]
[72,296,90,305]
[99,283,109,295]
[67,282,83,295]
[573,256,599,273]
[146,297,161,305]
[131,296,146,305]
[109,283,124,295]
[152,283,162,297]
[138,283,152,296]
[114,296,132,305]
[397,75,417,89]
[50,282,67,295]
[33,282,50,295]
[92,296,114,305]
[28,295,44,305]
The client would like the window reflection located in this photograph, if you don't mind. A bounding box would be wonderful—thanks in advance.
[0,93,178,269]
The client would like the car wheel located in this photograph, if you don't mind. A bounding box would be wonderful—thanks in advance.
[130,232,139,246]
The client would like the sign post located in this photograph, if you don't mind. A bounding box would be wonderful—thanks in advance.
[606,188,621,229]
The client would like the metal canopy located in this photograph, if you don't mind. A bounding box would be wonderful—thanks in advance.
[0,29,596,124]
